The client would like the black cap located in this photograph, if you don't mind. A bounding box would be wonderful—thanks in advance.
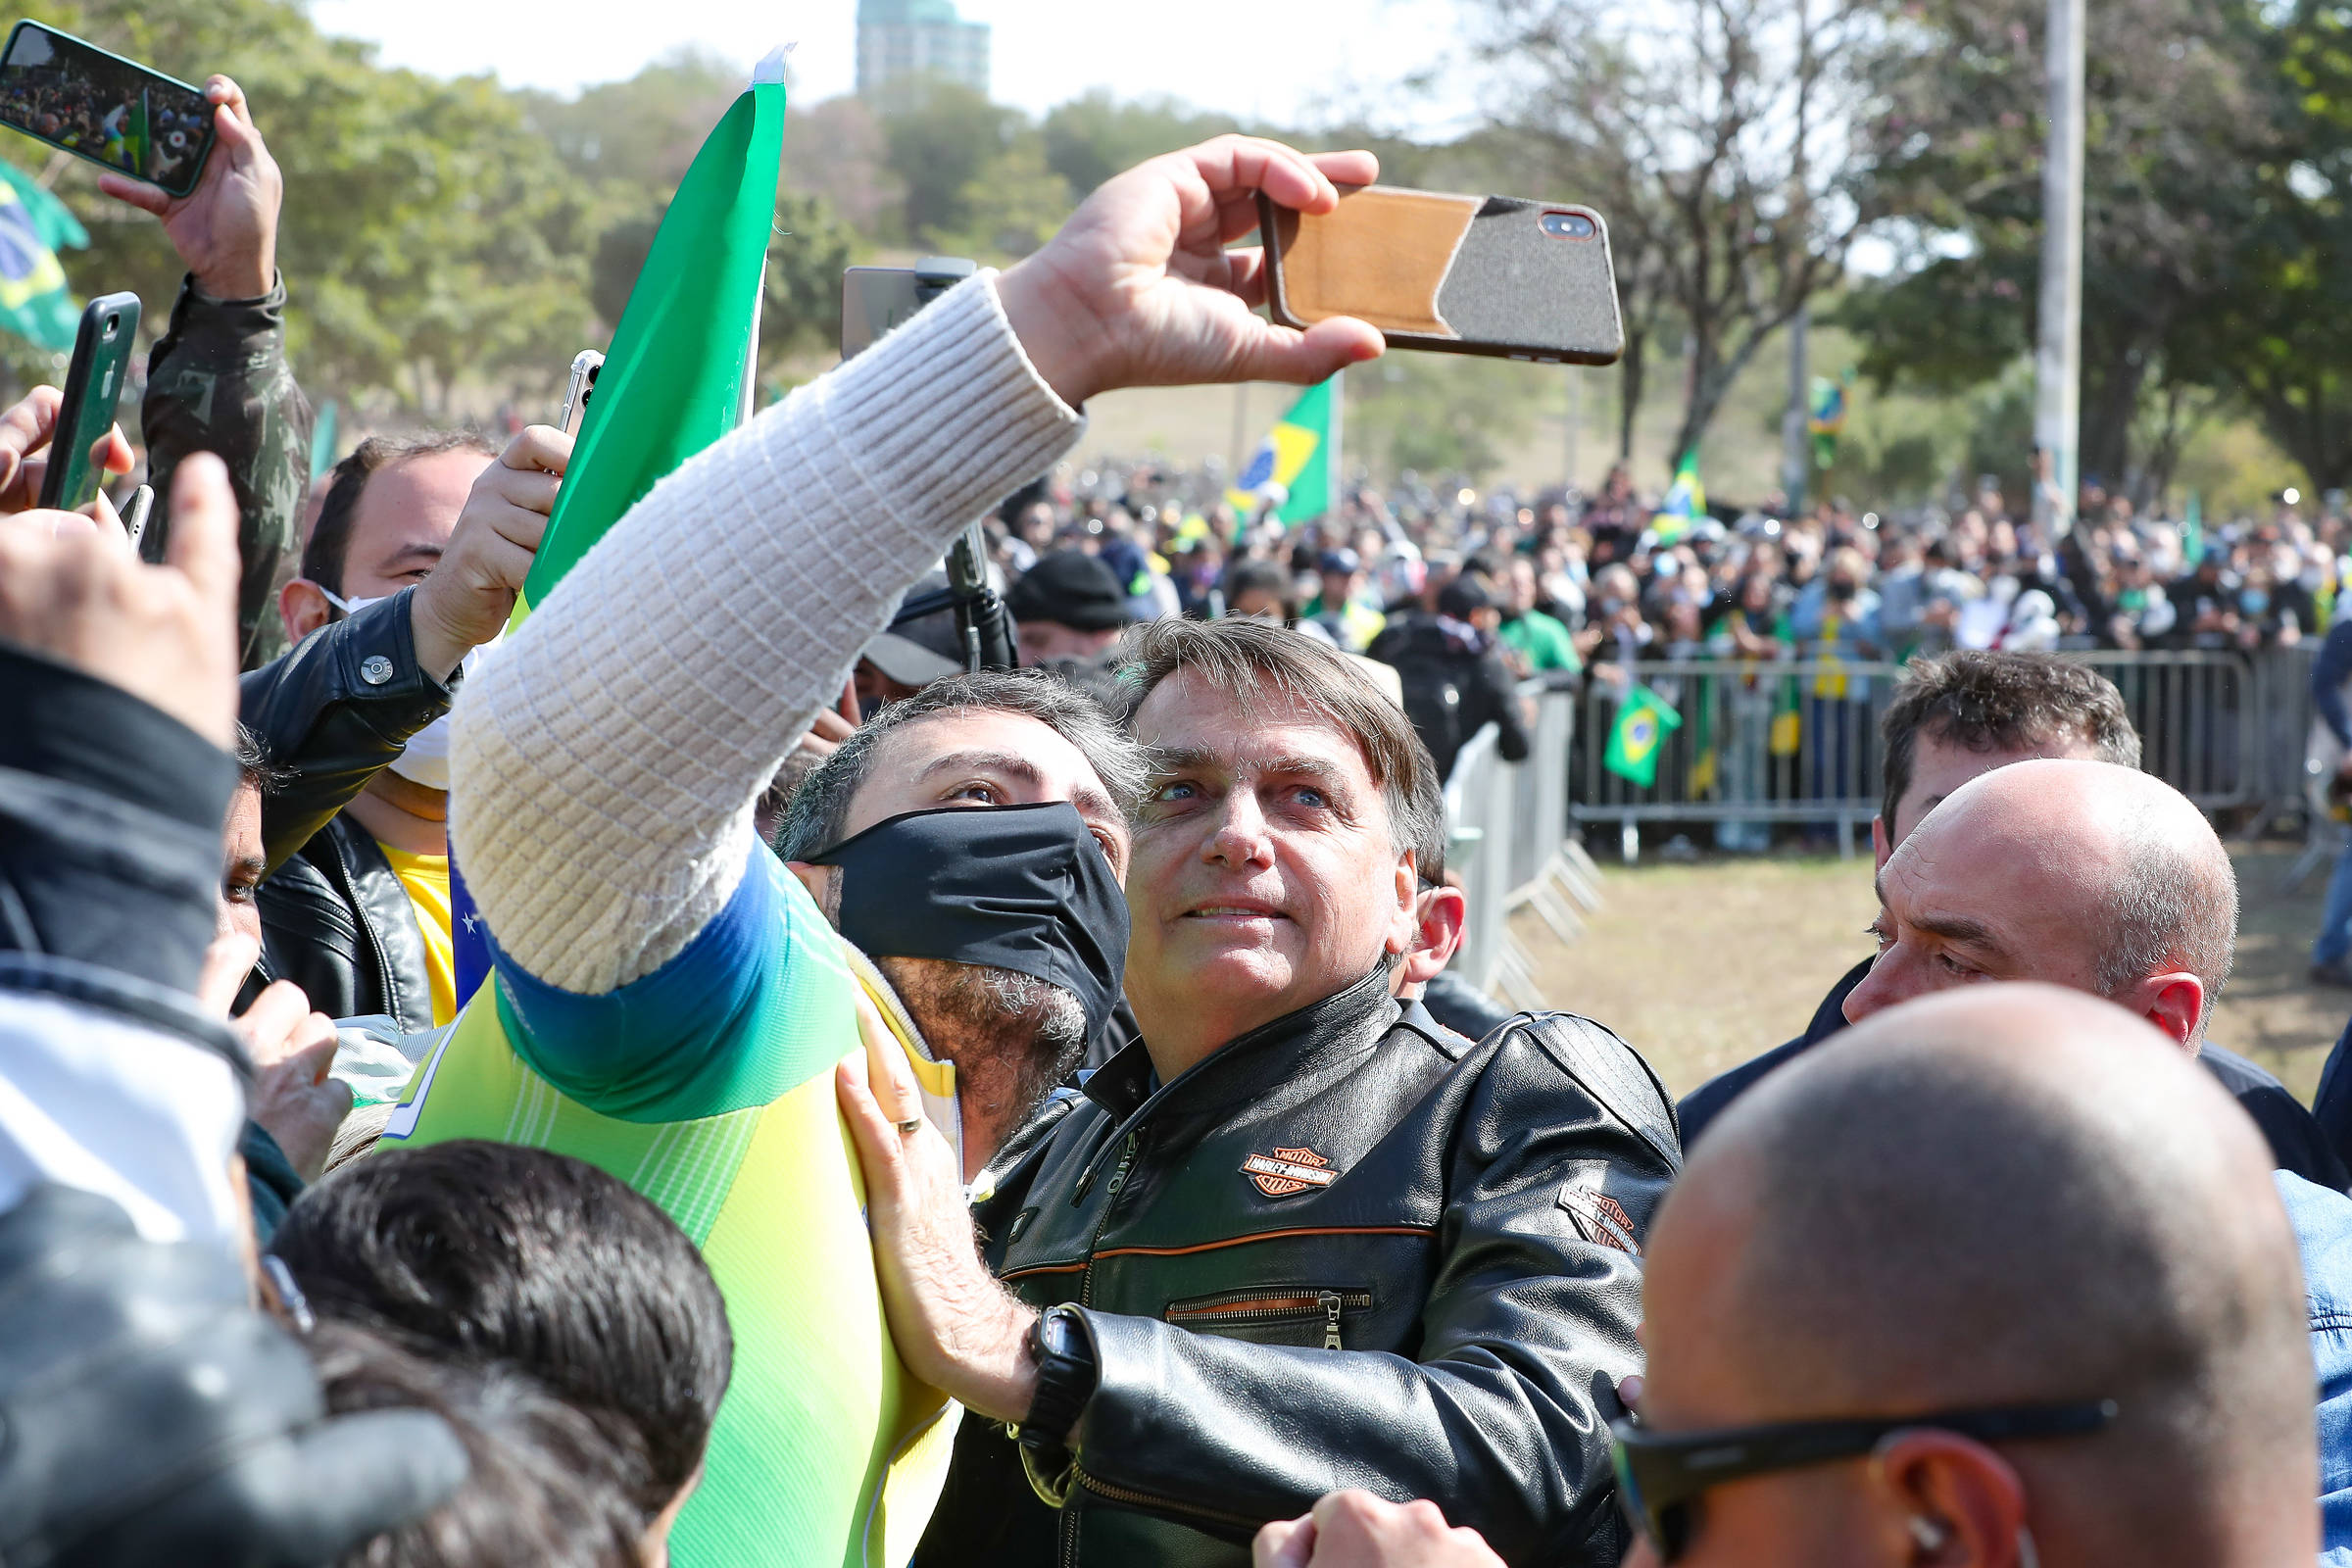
[1004,550,1136,631]
[1438,573,1496,618]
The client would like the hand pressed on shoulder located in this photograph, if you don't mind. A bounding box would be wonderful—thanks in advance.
[996,134,1387,408]
[836,982,1042,1424]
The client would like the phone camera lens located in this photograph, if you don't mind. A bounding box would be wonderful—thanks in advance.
[1541,211,1596,239]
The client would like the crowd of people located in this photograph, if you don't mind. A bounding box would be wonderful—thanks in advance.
[13,65,2352,1568]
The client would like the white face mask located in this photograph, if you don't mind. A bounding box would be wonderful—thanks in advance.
[319,589,502,791]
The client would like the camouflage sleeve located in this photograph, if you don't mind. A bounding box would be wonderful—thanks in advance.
[139,272,315,671]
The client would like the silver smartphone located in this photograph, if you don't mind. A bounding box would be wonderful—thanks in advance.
[560,349,605,434]
[840,258,976,360]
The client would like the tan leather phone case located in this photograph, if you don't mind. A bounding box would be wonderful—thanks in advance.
[1259,185,1623,365]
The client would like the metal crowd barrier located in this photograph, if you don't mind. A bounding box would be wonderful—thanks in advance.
[1565,647,2311,858]
[1445,681,1602,1005]
[1441,648,2329,1004]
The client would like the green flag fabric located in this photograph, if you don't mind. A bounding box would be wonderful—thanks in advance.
[1604,684,1682,788]
[513,65,787,620]
[1224,377,1335,527]
[309,399,339,480]
[0,161,86,351]
[1650,450,1704,544]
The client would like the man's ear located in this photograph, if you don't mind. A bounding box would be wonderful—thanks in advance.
[1386,853,1420,957]
[2132,971,2206,1050]
[1400,883,1467,986]
[1864,1429,2027,1567]
[280,578,335,644]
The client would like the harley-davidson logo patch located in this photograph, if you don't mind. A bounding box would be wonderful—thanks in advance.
[1559,1181,1642,1256]
[1242,1147,1338,1198]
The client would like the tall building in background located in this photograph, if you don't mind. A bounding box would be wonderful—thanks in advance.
[857,0,991,101]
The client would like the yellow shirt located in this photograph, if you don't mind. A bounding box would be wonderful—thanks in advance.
[377,843,456,1026]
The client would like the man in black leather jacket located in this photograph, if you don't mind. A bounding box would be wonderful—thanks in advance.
[241,427,567,1032]
[847,617,1678,1568]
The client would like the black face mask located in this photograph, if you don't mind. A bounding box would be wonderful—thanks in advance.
[808,802,1129,1046]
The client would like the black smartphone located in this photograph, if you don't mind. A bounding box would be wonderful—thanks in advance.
[39,290,138,514]
[0,22,217,197]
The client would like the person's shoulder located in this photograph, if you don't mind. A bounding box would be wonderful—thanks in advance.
[1471,1011,1680,1168]
[1679,1035,1819,1151]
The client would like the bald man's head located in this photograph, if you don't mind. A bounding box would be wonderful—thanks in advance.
[1640,986,2314,1568]
[1845,760,2237,1047]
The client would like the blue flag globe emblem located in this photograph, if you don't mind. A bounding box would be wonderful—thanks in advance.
[1235,443,1276,492]
[1625,710,1658,758]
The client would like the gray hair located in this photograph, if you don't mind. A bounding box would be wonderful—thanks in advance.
[772,669,1146,861]
[2093,808,2238,1034]
[1112,616,1443,865]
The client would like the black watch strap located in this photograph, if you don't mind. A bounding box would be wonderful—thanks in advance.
[1017,1304,1099,1504]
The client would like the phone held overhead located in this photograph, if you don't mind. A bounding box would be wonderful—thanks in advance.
[561,349,605,436]
[39,290,139,517]
[1257,183,1624,366]
[0,21,217,197]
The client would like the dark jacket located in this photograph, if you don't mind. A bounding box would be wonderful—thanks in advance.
[139,273,315,671]
[1689,957,2350,1191]
[241,588,456,1035]
[1370,613,1532,783]
[915,973,1680,1568]
[0,641,237,995]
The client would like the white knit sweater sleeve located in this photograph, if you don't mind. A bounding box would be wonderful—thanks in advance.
[448,274,1084,994]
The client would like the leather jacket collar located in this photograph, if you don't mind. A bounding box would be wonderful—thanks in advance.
[1073,966,1400,1198]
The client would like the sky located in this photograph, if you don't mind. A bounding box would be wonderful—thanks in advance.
[307,0,1481,132]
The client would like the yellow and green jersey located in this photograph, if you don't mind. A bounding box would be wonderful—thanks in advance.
[380,848,956,1567]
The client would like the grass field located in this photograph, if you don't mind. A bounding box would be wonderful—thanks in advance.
[1519,842,2350,1105]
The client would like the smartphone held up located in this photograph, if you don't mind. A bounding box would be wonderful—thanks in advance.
[40,290,139,518]
[1257,183,1624,366]
[0,21,216,196]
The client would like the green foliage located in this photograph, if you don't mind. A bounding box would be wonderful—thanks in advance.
[1350,355,1540,483]
[762,191,856,361]
[1040,92,1242,195]
[879,81,1036,245]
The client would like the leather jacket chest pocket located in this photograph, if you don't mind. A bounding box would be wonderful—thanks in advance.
[1164,1287,1373,1350]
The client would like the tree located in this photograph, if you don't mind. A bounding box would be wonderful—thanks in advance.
[1350,355,1538,483]
[1041,92,1244,196]
[1468,0,1884,473]
[1837,0,2265,503]
[879,82,1028,245]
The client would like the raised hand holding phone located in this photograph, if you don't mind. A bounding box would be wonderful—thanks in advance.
[0,382,133,516]
[95,74,276,299]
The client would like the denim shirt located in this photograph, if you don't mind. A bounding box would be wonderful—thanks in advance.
[2278,1171,2352,1561]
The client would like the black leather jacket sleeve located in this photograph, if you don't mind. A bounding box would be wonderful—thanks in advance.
[1063,1018,1674,1563]
[239,588,457,872]
[0,641,236,995]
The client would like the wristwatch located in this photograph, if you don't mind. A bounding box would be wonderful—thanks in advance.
[1016,1303,1099,1505]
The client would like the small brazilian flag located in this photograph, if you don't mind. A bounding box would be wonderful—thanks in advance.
[1605,684,1682,788]
[1226,377,1335,527]
[0,161,86,351]
[1650,451,1704,544]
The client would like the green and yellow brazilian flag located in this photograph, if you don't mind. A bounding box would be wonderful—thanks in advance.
[1605,683,1682,789]
[449,52,786,1006]
[0,160,86,351]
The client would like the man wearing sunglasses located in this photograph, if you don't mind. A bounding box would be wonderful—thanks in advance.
[1618,984,2319,1568]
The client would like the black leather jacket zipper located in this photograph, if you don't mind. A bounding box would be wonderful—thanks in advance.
[1164,1288,1373,1351]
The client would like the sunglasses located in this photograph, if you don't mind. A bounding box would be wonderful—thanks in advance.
[1610,1398,2118,1562]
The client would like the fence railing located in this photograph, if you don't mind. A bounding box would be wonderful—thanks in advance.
[1445,681,1603,1005]
[1444,647,2328,1004]
[1564,647,2321,858]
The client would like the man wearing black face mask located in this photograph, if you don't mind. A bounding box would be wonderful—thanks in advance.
[773,672,1144,1177]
